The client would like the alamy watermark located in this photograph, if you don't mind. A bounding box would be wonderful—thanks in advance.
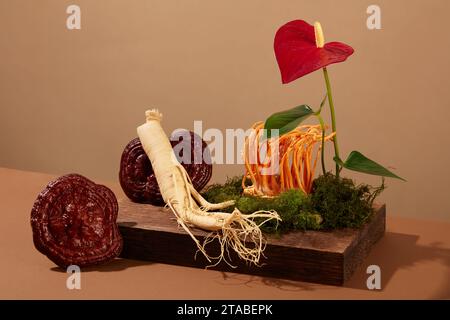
[169,121,280,176]
[66,4,382,31]
[66,265,81,290]
[66,5,81,30]
[366,264,381,290]
[367,5,382,30]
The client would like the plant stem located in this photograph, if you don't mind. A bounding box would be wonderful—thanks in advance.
[316,114,326,175]
[322,67,341,177]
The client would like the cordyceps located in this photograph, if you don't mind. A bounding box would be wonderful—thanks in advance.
[137,109,281,267]
[242,122,335,197]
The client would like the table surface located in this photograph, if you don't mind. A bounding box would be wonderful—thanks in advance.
[1,167,449,299]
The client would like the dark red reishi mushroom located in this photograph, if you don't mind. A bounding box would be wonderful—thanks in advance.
[31,174,123,268]
[274,20,354,84]
[119,130,212,205]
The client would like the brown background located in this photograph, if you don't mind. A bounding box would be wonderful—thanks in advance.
[1,0,450,222]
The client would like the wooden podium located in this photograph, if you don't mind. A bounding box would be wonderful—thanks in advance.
[117,198,386,286]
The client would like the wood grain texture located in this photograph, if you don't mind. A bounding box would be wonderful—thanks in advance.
[117,198,386,286]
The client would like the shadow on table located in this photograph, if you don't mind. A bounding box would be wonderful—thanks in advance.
[119,221,138,227]
[217,231,450,295]
[345,231,450,296]
[50,258,151,273]
[218,272,320,292]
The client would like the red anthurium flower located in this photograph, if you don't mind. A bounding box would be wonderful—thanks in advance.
[274,20,354,84]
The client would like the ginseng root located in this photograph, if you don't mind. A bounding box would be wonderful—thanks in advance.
[137,109,281,266]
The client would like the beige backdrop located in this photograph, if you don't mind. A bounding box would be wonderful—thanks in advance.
[1,0,449,221]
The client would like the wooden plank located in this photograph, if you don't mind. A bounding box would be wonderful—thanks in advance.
[117,198,386,286]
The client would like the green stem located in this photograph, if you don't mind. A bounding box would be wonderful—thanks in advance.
[316,114,326,176]
[322,67,341,177]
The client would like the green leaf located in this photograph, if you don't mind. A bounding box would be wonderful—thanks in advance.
[317,94,327,114]
[335,151,405,181]
[264,105,314,139]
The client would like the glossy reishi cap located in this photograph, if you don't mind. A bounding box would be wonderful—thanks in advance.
[119,130,212,205]
[30,174,123,268]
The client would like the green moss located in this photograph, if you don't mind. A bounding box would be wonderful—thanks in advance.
[247,190,322,233]
[201,176,244,213]
[202,177,322,233]
[310,173,384,229]
[201,174,384,233]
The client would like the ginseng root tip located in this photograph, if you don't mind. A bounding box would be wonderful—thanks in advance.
[145,109,163,122]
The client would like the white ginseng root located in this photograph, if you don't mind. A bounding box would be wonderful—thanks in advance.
[137,109,281,266]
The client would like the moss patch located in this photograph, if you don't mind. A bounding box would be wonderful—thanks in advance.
[201,174,383,233]
[310,173,383,229]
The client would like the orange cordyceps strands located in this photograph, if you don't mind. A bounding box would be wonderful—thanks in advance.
[243,123,336,197]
